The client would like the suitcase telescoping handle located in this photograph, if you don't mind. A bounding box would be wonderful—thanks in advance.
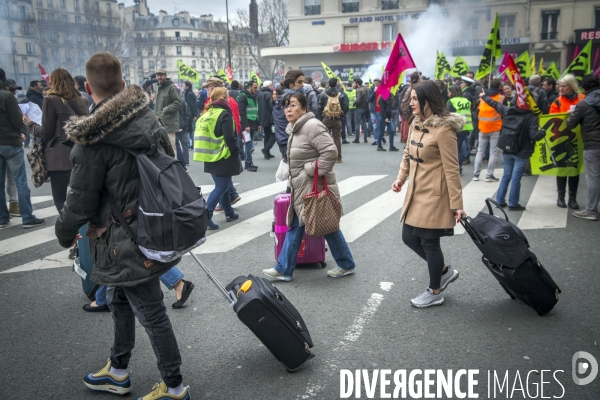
[485,198,511,222]
[189,252,235,307]
[460,216,486,245]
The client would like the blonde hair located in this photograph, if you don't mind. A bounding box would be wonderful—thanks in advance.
[207,87,228,109]
[558,74,581,96]
[47,68,81,102]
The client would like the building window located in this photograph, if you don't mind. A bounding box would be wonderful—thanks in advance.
[200,47,205,57]
[8,23,14,35]
[149,60,155,71]
[136,47,142,56]
[344,26,358,43]
[75,16,81,24]
[40,31,47,41]
[106,3,111,14]
[97,36,102,45]
[60,0,66,9]
[173,18,179,26]
[160,31,165,38]
[36,0,42,5]
[109,37,114,46]
[65,32,70,42]
[50,31,58,41]
[305,0,320,16]
[66,50,71,60]
[22,24,31,35]
[74,0,79,11]
[47,0,53,8]
[176,46,182,55]
[201,74,206,82]
[123,65,129,75]
[61,14,68,22]
[26,42,34,54]
[541,10,559,41]
[88,34,93,44]
[192,60,196,68]
[462,18,478,40]
[175,31,180,40]
[159,46,165,55]
[93,1,99,12]
[37,11,44,20]
[201,60,205,68]
[107,19,112,27]
[191,47,196,56]
[342,0,359,13]
[48,12,55,20]
[52,48,59,59]
[596,7,600,29]
[499,15,515,38]
[381,0,399,10]
[137,61,143,70]
[77,34,82,43]
[18,4,26,18]
[383,23,397,41]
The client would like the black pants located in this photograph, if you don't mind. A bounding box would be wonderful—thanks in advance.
[48,170,71,212]
[557,175,580,192]
[263,125,276,153]
[402,224,445,290]
[107,278,183,388]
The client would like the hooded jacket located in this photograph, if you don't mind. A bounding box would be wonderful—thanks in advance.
[398,112,464,230]
[0,82,25,146]
[303,84,319,115]
[567,88,600,150]
[26,87,44,108]
[272,95,289,146]
[527,84,549,114]
[154,78,183,133]
[317,87,349,120]
[482,95,545,158]
[55,85,177,287]
[257,86,274,127]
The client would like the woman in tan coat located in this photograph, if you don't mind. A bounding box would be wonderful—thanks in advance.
[392,80,466,308]
[263,93,355,282]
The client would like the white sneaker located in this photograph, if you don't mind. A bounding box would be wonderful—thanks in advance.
[327,266,356,278]
[472,176,479,181]
[410,288,444,308]
[262,268,292,282]
[440,266,459,290]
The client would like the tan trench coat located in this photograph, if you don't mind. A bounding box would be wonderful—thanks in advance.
[397,113,465,229]
[286,112,341,226]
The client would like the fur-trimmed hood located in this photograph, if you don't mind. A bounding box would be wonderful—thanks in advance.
[414,112,465,133]
[65,85,168,153]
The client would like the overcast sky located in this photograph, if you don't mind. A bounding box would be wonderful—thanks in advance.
[143,0,251,21]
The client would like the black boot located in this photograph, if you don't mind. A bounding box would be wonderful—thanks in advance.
[556,190,566,208]
[568,191,579,209]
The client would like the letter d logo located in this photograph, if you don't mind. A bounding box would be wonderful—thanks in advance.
[572,351,598,385]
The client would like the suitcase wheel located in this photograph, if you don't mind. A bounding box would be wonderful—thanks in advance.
[320,262,327,269]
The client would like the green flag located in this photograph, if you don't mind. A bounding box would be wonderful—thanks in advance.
[515,52,532,79]
[475,13,501,81]
[217,68,231,84]
[321,62,337,80]
[544,62,560,80]
[450,56,470,78]
[435,52,451,80]
[177,60,200,84]
[348,68,354,84]
[562,40,592,85]
[249,70,262,87]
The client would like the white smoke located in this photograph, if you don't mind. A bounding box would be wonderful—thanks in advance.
[364,5,463,80]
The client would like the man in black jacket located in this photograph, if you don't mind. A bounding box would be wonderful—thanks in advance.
[319,78,348,162]
[353,78,370,143]
[183,80,198,150]
[568,74,600,221]
[25,80,44,108]
[257,80,276,159]
[55,53,190,399]
[542,77,558,105]
[480,90,545,211]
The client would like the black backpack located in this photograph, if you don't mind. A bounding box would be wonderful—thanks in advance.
[497,112,528,154]
[106,148,207,262]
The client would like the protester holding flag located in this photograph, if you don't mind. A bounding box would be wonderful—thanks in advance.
[567,74,600,221]
[550,74,585,209]
[527,75,549,114]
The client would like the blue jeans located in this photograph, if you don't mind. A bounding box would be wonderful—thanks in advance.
[237,134,253,165]
[377,114,394,147]
[456,131,469,174]
[175,130,189,165]
[0,145,36,224]
[496,154,529,207]
[95,266,186,305]
[354,108,369,140]
[207,174,234,216]
[370,112,378,136]
[274,213,355,278]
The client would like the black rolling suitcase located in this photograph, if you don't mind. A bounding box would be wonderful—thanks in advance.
[461,199,562,316]
[190,252,314,372]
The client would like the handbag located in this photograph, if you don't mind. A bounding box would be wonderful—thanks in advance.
[26,140,49,188]
[302,160,342,237]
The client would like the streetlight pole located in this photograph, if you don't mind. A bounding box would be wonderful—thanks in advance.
[225,0,232,71]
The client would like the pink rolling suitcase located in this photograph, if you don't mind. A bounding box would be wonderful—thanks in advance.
[271,193,327,268]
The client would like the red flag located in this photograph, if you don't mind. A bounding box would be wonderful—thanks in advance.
[574,45,580,59]
[38,64,50,84]
[226,64,234,81]
[499,52,510,82]
[593,48,600,77]
[377,33,416,100]
[503,53,540,114]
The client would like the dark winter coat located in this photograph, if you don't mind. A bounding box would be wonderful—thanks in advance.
[354,86,369,109]
[378,95,393,120]
[203,106,243,177]
[317,87,348,120]
[178,94,190,133]
[184,88,198,118]
[567,88,600,150]
[272,95,289,146]
[482,95,545,158]
[257,86,274,127]
[368,87,377,112]
[27,94,89,171]
[0,83,24,146]
[26,87,44,108]
[228,89,240,103]
[237,88,259,129]
[546,88,558,105]
[527,85,549,114]
[55,85,177,287]
[154,78,182,133]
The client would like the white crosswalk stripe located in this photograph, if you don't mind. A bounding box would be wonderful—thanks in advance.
[0,173,571,275]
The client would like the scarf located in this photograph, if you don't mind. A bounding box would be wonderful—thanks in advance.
[211,99,232,115]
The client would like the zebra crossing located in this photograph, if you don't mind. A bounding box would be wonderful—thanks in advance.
[0,172,572,275]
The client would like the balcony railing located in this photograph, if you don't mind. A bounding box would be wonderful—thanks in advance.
[0,11,36,23]
[342,3,359,13]
[381,0,400,10]
[541,31,558,41]
[304,5,320,15]
[37,19,121,34]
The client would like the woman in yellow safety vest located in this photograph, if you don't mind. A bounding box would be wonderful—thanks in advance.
[446,85,472,175]
[193,87,243,230]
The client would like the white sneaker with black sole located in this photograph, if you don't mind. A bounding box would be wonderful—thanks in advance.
[410,288,444,308]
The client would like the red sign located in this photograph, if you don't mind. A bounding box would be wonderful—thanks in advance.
[334,42,393,53]
[575,29,600,43]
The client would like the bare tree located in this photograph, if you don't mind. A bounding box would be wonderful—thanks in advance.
[235,0,288,81]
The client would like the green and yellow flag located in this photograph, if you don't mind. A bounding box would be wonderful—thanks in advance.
[435,51,452,80]
[348,68,354,84]
[250,70,262,87]
[530,53,536,76]
[562,40,592,84]
[538,58,546,76]
[544,62,560,80]
[450,56,470,78]
[216,68,231,84]
[177,60,200,84]
[515,52,531,79]
[475,13,501,81]
[321,62,337,80]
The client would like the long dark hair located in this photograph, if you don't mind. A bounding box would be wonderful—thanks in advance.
[413,80,448,117]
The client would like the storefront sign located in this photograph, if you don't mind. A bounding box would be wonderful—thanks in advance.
[449,37,530,48]
[575,29,600,43]
[348,11,448,24]
[334,42,393,53]
[301,64,369,82]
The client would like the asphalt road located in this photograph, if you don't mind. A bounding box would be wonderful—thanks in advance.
[1,138,599,399]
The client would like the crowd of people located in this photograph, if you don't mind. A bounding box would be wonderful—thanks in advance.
[1,51,599,398]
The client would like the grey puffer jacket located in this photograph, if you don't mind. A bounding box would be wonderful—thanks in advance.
[286,112,341,226]
[55,85,177,287]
